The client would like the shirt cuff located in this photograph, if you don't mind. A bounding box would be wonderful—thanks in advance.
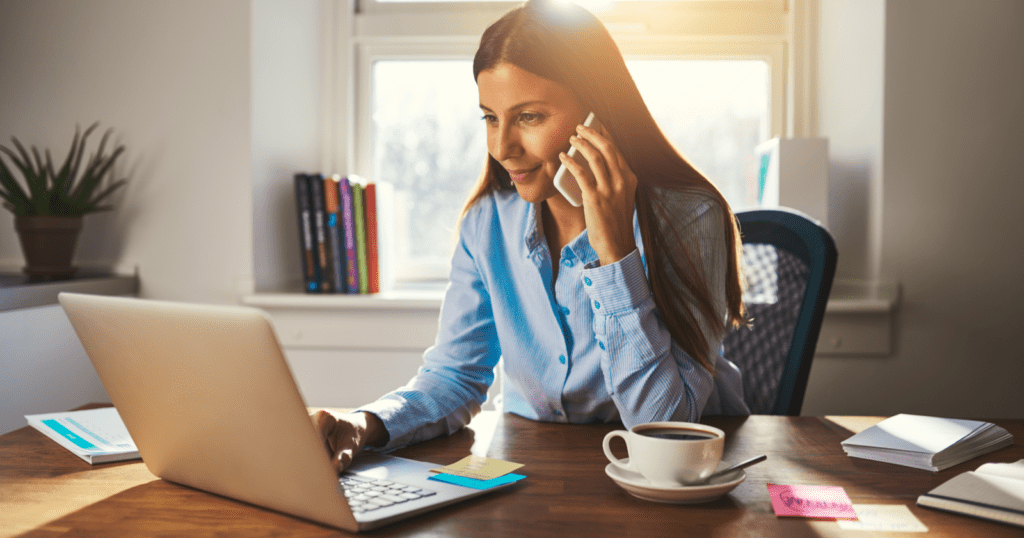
[354,397,406,452]
[580,249,651,314]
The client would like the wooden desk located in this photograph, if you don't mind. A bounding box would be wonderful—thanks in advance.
[2,409,1021,537]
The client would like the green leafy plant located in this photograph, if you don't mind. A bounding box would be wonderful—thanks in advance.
[0,123,127,216]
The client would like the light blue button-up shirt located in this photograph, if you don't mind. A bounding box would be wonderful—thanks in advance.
[359,188,748,450]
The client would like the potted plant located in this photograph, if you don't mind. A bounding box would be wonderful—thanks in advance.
[0,123,127,280]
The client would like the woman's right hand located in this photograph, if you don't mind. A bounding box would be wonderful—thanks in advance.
[309,410,386,473]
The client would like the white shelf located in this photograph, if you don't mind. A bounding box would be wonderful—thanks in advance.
[241,289,444,311]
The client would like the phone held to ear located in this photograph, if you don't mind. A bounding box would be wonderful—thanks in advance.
[553,112,603,207]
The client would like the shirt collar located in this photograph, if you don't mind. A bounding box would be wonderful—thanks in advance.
[524,201,600,267]
[524,202,544,253]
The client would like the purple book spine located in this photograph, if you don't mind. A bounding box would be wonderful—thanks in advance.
[339,177,359,292]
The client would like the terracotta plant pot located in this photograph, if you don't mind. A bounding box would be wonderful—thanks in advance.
[14,215,84,281]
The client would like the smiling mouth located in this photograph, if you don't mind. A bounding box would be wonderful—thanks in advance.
[507,166,540,183]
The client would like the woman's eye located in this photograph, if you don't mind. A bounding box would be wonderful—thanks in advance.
[519,112,543,124]
[481,114,498,124]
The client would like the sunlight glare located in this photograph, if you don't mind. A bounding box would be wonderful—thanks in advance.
[548,0,615,13]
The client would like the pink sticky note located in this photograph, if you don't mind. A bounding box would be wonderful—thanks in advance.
[767,484,858,520]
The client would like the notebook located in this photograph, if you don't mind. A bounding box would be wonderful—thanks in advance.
[58,292,518,532]
[917,459,1024,528]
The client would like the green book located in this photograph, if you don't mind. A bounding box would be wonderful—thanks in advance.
[351,182,369,294]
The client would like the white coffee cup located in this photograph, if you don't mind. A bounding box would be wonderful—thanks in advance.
[602,421,725,487]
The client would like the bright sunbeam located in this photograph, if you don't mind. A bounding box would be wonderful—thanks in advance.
[549,0,615,13]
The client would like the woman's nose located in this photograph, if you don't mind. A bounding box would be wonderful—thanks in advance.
[490,124,521,162]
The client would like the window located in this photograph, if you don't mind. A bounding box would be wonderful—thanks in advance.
[344,0,792,282]
[626,59,770,211]
[370,60,484,273]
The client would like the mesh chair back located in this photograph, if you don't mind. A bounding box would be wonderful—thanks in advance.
[722,209,837,416]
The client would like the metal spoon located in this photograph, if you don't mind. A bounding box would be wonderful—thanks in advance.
[705,454,767,482]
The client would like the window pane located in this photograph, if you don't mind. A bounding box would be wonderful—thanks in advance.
[371,61,485,277]
[627,60,770,211]
[626,58,770,210]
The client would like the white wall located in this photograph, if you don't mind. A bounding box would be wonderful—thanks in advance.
[252,0,333,293]
[804,0,1024,418]
[818,0,885,282]
[0,0,253,304]
[0,305,110,435]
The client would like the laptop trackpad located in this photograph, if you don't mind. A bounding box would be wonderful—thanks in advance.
[346,453,439,479]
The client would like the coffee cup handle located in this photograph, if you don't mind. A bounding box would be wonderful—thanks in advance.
[602,430,637,473]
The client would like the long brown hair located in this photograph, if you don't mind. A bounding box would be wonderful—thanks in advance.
[462,0,746,373]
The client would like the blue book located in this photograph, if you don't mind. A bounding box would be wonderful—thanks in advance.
[322,175,347,293]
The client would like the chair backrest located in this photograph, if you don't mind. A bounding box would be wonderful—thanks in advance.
[722,208,838,416]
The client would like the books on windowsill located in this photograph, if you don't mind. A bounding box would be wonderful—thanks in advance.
[917,459,1024,528]
[293,173,395,294]
[25,407,140,464]
[840,414,1014,472]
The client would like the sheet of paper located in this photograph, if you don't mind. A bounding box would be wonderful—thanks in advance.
[767,484,858,519]
[977,459,1024,481]
[26,407,136,454]
[431,455,524,481]
[841,414,985,453]
[837,505,928,532]
[428,472,526,490]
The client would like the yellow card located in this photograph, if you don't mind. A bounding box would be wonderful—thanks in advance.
[431,455,524,481]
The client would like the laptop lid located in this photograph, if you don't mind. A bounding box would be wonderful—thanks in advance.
[59,292,359,531]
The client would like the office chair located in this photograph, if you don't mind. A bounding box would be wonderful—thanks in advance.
[722,208,838,416]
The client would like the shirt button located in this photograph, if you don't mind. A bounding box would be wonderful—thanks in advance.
[583,277,592,286]
[599,341,606,350]
[558,355,566,364]
[554,410,563,416]
[562,258,572,267]
[594,301,601,309]
[560,306,570,316]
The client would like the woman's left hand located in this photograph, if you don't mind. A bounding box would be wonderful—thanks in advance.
[559,122,638,266]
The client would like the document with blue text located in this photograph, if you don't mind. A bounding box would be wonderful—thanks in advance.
[25,407,140,464]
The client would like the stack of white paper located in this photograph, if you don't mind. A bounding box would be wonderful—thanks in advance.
[841,414,1013,471]
[25,407,140,464]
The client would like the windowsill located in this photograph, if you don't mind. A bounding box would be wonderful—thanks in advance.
[243,279,899,314]
[241,281,447,311]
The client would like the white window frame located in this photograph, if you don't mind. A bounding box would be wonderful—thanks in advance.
[335,0,802,282]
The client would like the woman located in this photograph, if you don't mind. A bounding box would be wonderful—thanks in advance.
[312,0,749,472]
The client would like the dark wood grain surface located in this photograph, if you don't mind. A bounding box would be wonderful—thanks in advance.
[2,406,1021,537]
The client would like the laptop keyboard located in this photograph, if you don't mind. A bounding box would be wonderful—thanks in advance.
[339,473,437,514]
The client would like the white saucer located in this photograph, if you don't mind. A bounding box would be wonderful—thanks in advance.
[605,460,746,504]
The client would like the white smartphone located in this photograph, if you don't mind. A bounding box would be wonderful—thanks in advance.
[553,112,603,207]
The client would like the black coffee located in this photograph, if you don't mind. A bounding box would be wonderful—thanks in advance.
[637,428,716,441]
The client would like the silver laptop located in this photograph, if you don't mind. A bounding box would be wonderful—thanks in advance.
[58,292,516,532]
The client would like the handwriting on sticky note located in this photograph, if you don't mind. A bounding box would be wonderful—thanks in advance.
[767,484,858,519]
[431,455,524,481]
[837,505,928,532]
